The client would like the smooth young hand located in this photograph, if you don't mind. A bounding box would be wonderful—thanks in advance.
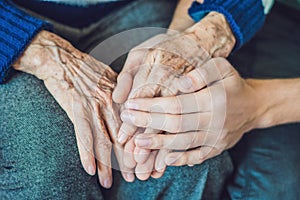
[123,58,264,166]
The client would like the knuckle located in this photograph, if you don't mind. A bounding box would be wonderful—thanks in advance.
[152,136,163,148]
[169,99,181,114]
[167,117,182,133]
[212,57,231,75]
[180,154,189,165]
[128,49,137,57]
[96,138,112,151]
[190,133,199,147]
[136,114,150,127]
[196,150,205,162]
[180,136,192,150]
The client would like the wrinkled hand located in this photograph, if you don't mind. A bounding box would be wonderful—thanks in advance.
[13,31,131,188]
[124,58,261,166]
[113,12,236,180]
[113,30,212,180]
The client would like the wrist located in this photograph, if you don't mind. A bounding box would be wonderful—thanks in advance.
[184,12,236,57]
[246,79,300,130]
[168,0,196,33]
[13,30,76,80]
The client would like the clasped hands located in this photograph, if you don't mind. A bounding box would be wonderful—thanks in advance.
[14,12,256,189]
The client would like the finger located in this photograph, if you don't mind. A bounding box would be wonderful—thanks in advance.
[150,170,164,179]
[133,146,151,164]
[113,47,147,104]
[125,90,211,114]
[94,132,113,189]
[135,151,157,181]
[165,146,221,166]
[72,96,96,175]
[121,110,211,133]
[94,131,113,188]
[128,64,157,99]
[134,128,157,164]
[97,159,113,189]
[93,107,113,188]
[102,106,122,143]
[155,149,169,172]
[113,72,133,104]
[73,119,96,175]
[113,34,171,103]
[135,131,212,150]
[134,128,160,164]
[123,137,137,169]
[117,122,137,144]
[122,33,170,73]
[178,57,234,93]
[113,144,135,183]
[122,49,146,73]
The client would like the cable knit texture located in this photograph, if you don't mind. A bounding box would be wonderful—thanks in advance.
[0,1,48,83]
[188,0,266,50]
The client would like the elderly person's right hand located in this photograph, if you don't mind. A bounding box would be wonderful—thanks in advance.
[113,12,236,180]
[12,30,129,188]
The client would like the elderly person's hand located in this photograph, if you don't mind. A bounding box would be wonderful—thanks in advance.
[13,30,131,188]
[113,12,236,180]
[123,57,263,166]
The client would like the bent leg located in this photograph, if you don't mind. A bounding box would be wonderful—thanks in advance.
[0,0,178,199]
[103,152,233,200]
[228,125,300,199]
[0,73,103,199]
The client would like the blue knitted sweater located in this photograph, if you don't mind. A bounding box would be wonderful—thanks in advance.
[0,0,266,83]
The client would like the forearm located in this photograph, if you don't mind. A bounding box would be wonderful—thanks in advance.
[168,1,235,57]
[168,0,197,32]
[249,78,300,129]
[184,12,235,57]
[0,0,47,83]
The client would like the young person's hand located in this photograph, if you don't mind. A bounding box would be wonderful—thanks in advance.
[123,57,263,166]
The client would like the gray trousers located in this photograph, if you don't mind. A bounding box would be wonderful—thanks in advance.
[226,2,300,199]
[0,0,232,199]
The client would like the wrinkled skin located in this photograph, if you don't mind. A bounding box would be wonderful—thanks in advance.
[117,33,210,180]
[113,12,236,180]
[13,30,131,188]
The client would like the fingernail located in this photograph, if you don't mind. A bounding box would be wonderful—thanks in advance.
[135,138,151,148]
[179,77,193,89]
[87,165,95,175]
[103,179,112,188]
[156,155,167,172]
[156,162,166,172]
[165,156,178,165]
[125,173,135,182]
[121,112,135,123]
[118,133,128,144]
[125,101,139,110]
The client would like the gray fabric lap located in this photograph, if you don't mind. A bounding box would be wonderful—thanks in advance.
[1,0,233,199]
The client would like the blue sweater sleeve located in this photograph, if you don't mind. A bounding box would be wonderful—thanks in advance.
[188,0,266,51]
[0,0,49,83]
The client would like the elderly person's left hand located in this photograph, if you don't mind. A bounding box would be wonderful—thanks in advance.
[13,30,133,188]
[123,57,265,166]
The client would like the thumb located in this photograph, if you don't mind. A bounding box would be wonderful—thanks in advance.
[112,48,146,103]
[113,72,133,103]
